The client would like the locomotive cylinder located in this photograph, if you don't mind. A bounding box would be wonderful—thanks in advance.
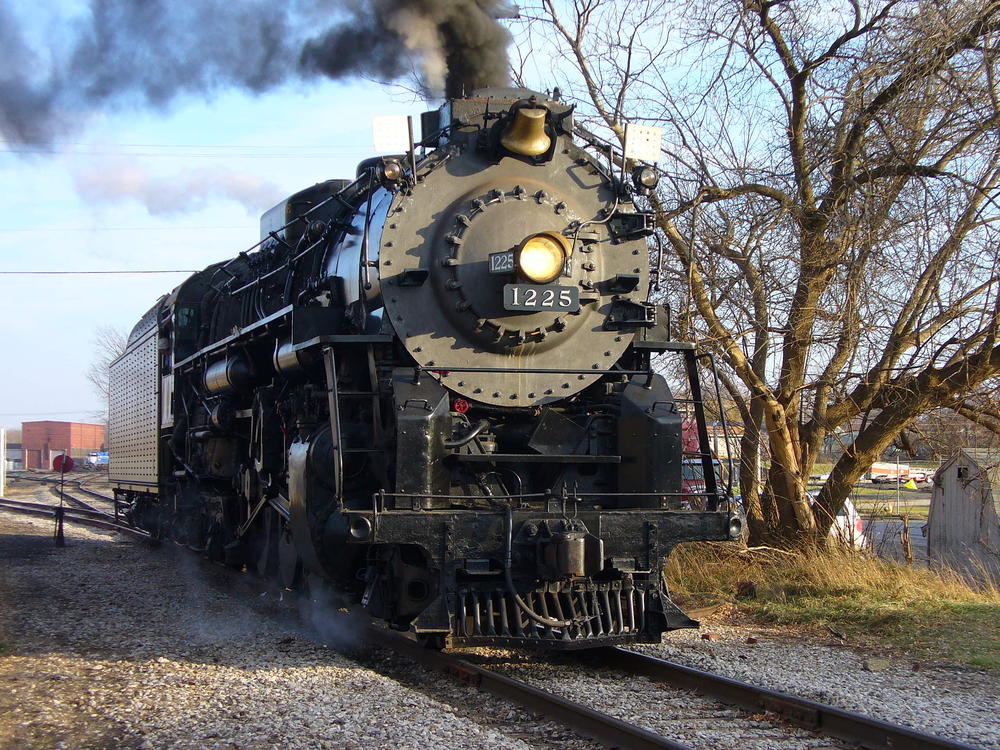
[273,339,311,376]
[203,354,253,394]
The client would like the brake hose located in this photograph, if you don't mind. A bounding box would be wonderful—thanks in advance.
[503,506,574,628]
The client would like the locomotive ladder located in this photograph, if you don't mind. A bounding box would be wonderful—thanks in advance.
[322,343,388,501]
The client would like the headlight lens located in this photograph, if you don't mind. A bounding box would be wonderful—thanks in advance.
[517,233,567,283]
[633,164,659,190]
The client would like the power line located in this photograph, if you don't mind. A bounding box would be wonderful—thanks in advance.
[0,226,245,233]
[1,145,372,158]
[0,270,197,275]
[0,412,98,418]
[4,141,371,150]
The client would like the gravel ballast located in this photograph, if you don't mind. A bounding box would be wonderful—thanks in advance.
[464,624,999,749]
[0,489,596,750]
[1,480,997,749]
[638,624,1000,748]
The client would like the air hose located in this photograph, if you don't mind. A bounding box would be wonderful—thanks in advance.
[503,506,574,628]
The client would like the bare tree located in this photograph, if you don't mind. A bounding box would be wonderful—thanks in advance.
[516,0,1000,545]
[87,326,127,427]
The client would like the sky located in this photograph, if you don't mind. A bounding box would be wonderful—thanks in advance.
[0,0,599,435]
[0,6,434,431]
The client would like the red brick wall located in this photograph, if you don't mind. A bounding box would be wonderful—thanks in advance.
[21,421,106,469]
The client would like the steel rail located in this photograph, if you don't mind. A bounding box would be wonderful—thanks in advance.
[71,482,117,504]
[597,647,980,750]
[360,623,695,750]
[0,497,151,542]
[7,497,112,521]
[9,472,117,508]
[11,473,115,499]
[48,486,103,514]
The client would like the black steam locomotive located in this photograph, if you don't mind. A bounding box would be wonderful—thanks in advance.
[108,88,741,648]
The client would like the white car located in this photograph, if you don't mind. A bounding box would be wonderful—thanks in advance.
[732,494,868,550]
[816,494,867,550]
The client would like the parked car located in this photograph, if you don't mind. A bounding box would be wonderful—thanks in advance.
[681,457,719,493]
[681,457,726,509]
[810,493,867,550]
[728,492,868,550]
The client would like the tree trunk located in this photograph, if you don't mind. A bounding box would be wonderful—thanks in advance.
[759,399,817,545]
[739,395,769,543]
[815,402,924,537]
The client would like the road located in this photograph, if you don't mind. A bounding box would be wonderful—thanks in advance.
[867,517,928,565]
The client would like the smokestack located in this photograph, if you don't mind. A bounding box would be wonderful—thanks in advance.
[0,1,513,146]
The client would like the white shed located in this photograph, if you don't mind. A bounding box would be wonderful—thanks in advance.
[927,449,1000,584]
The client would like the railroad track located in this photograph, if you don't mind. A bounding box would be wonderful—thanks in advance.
[69,479,118,508]
[0,484,980,750]
[357,619,980,750]
[589,647,980,750]
[8,472,118,513]
[46,485,105,514]
[0,496,150,542]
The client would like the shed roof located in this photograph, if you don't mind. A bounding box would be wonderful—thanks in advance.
[934,449,1000,517]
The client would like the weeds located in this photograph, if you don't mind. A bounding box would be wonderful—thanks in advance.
[665,543,1000,668]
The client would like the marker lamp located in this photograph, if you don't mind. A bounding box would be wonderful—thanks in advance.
[633,165,659,191]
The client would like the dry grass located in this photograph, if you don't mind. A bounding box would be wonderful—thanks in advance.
[666,543,1000,668]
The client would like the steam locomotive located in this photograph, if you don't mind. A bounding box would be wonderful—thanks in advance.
[108,88,741,648]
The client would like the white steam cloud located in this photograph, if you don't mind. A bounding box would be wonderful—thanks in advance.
[73,161,283,216]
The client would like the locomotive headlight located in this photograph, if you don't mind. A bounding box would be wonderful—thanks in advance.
[517,233,569,284]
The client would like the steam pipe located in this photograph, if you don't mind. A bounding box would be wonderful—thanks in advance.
[443,419,489,449]
[360,169,375,292]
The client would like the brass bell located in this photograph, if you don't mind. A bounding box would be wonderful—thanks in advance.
[500,106,551,157]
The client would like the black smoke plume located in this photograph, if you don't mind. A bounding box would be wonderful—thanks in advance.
[301,0,512,100]
[0,0,512,145]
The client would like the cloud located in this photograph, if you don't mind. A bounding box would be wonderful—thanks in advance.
[72,160,283,216]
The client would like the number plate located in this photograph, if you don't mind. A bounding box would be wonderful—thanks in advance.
[503,284,580,312]
[488,250,515,274]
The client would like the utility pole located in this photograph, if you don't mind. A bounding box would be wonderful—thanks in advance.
[895,452,900,515]
[0,429,6,497]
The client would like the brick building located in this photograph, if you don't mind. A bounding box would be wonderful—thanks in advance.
[21,421,106,470]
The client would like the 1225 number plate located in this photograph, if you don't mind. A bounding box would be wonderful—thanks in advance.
[503,284,579,312]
